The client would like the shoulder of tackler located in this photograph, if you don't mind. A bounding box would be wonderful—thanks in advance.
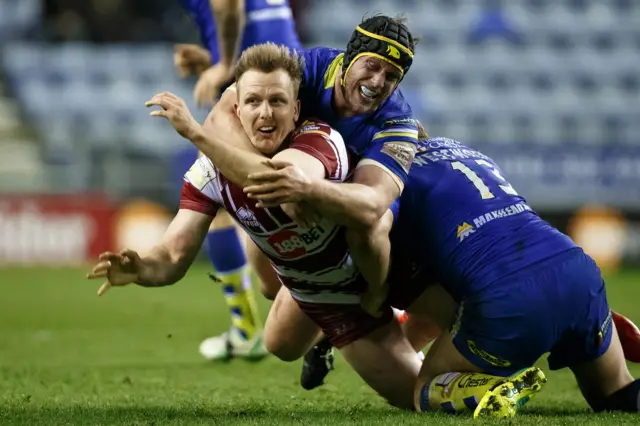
[301,47,344,87]
[371,89,415,126]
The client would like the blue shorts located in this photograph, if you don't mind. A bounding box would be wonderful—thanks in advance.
[452,248,613,377]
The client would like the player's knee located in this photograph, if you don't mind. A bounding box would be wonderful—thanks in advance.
[402,314,442,351]
[263,336,302,362]
[259,281,279,301]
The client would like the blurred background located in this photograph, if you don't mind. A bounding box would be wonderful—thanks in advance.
[0,0,638,268]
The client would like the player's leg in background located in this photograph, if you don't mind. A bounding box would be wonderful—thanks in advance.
[199,211,266,360]
[263,287,323,361]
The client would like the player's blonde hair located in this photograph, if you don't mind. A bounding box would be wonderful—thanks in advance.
[235,42,305,95]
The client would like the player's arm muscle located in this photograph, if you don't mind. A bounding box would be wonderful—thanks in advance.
[135,209,213,287]
[210,0,246,67]
[193,115,325,188]
[272,148,326,180]
[305,164,399,230]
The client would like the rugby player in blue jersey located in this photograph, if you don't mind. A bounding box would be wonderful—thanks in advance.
[248,130,640,416]
[173,0,304,367]
[383,137,640,417]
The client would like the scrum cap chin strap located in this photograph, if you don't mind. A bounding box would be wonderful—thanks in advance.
[342,20,414,86]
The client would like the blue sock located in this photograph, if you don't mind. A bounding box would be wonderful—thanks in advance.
[206,227,261,340]
[605,378,640,412]
[207,227,246,273]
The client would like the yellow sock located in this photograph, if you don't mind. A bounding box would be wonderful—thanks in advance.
[418,372,506,413]
[219,267,262,340]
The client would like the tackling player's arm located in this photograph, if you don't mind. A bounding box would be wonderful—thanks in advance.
[210,0,246,68]
[303,124,418,230]
[192,117,327,188]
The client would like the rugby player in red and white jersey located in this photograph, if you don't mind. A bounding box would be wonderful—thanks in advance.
[86,43,433,408]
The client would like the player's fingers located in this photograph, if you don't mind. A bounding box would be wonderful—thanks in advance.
[97,281,112,297]
[255,195,290,208]
[161,91,179,100]
[246,170,286,182]
[86,270,108,280]
[250,189,291,201]
[92,260,111,273]
[98,252,118,262]
[119,249,139,263]
[150,110,168,118]
[178,66,191,78]
[144,98,166,109]
[244,182,286,195]
[194,64,209,77]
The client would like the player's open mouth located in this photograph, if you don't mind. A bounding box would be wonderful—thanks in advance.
[360,85,379,100]
[258,126,276,135]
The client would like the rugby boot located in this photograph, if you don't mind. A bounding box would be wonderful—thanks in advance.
[300,336,335,390]
[199,327,268,361]
[473,367,547,419]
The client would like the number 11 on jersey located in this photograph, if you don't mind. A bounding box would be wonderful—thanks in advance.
[451,160,518,200]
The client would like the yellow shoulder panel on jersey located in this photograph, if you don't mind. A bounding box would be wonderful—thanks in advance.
[323,53,344,90]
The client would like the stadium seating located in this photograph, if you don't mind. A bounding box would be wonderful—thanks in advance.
[1,0,639,197]
[305,0,640,147]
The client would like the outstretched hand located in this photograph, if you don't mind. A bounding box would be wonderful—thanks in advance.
[145,92,202,141]
[86,249,141,296]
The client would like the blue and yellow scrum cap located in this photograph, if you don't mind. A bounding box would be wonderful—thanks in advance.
[342,16,415,85]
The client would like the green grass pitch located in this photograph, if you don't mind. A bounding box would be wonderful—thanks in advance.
[1,263,640,425]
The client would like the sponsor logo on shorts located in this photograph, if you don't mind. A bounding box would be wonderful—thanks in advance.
[597,311,613,347]
[381,141,415,174]
[467,340,512,368]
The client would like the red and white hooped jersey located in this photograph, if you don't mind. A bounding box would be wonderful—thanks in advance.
[180,119,367,304]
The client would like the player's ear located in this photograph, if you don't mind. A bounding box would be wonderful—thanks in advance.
[233,102,240,119]
[293,99,300,122]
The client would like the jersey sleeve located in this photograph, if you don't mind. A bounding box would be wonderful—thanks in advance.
[290,120,351,182]
[301,48,318,90]
[179,156,221,216]
[356,117,419,190]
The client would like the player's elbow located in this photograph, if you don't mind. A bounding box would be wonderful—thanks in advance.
[346,209,393,248]
[356,196,389,231]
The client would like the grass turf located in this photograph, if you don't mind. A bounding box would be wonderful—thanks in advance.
[1,264,639,425]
